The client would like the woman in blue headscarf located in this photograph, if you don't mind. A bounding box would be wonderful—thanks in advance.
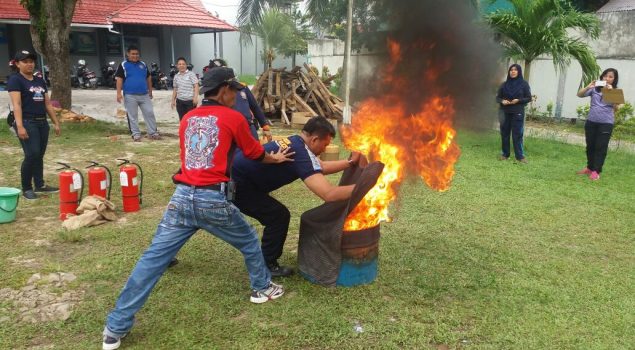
[496,64,532,162]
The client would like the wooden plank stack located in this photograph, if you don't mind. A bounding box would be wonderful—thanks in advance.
[251,64,344,126]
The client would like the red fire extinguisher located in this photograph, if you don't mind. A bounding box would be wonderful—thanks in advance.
[56,162,84,221]
[85,161,112,200]
[117,159,143,213]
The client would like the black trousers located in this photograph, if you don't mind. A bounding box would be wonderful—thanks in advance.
[500,111,525,160]
[17,119,49,191]
[176,99,195,121]
[584,120,613,173]
[232,182,291,265]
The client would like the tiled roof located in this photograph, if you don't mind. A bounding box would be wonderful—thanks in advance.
[0,0,235,31]
[597,0,635,13]
[109,0,235,30]
[73,0,137,25]
[0,0,135,25]
[0,1,33,21]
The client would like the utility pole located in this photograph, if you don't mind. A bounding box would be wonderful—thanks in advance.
[343,0,354,125]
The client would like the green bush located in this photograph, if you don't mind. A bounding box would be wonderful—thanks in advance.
[576,104,590,120]
[614,102,635,139]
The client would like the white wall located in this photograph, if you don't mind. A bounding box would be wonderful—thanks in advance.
[190,31,308,78]
[524,10,635,119]
[307,38,382,90]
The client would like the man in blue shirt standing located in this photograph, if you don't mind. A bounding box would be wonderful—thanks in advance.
[232,116,360,276]
[115,45,159,141]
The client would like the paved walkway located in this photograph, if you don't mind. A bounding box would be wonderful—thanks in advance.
[524,123,635,154]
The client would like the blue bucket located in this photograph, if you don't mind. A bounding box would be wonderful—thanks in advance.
[336,225,380,287]
[0,187,21,224]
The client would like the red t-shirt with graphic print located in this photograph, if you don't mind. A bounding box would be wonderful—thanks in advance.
[173,101,265,186]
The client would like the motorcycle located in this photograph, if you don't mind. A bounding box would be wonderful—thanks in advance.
[188,63,202,85]
[167,63,177,88]
[100,61,117,88]
[34,65,50,86]
[71,59,98,89]
[150,62,168,90]
[6,59,17,81]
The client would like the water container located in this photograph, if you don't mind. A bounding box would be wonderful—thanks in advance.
[0,187,21,224]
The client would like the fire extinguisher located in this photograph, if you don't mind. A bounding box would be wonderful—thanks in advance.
[117,158,143,212]
[85,161,112,200]
[56,162,84,221]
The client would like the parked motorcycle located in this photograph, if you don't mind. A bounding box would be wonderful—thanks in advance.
[100,61,117,88]
[71,59,98,89]
[187,63,201,85]
[167,63,177,88]
[6,59,18,82]
[150,62,168,90]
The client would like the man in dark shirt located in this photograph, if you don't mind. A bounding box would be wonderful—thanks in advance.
[232,116,360,276]
[115,45,159,141]
[102,67,293,350]
[209,58,271,141]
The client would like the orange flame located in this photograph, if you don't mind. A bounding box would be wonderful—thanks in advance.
[341,39,461,231]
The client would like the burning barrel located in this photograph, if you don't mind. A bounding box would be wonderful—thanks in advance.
[297,162,385,287]
[336,225,380,287]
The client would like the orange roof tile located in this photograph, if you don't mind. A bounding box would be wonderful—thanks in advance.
[0,0,235,31]
[109,0,235,30]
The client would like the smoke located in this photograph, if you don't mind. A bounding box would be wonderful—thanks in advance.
[357,0,502,130]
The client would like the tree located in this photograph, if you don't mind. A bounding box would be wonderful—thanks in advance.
[486,0,600,84]
[20,0,77,109]
[278,8,315,66]
[243,8,306,68]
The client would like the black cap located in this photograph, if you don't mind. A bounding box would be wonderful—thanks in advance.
[199,67,243,95]
[14,49,37,62]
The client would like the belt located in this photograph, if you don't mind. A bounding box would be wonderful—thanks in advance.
[177,182,225,192]
[24,116,47,121]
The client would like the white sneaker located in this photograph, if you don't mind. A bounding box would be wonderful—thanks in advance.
[250,282,284,304]
[102,335,120,350]
[103,333,126,350]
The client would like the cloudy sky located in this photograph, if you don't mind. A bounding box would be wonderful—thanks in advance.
[201,0,242,25]
[201,0,308,25]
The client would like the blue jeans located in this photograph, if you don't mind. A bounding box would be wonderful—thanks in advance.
[500,111,525,160]
[104,184,271,338]
[17,119,50,191]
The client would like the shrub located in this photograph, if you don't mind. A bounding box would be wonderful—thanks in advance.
[614,103,635,141]
[576,104,590,120]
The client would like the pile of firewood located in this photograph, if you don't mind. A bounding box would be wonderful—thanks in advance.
[251,63,344,125]
[54,108,94,123]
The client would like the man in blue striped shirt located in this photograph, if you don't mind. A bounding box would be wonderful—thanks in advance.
[115,45,160,141]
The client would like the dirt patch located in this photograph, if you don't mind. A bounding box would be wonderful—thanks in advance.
[8,256,42,269]
[28,239,52,247]
[0,272,84,324]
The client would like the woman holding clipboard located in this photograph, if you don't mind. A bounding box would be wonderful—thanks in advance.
[576,68,621,181]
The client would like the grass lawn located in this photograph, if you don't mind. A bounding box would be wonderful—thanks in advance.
[238,74,258,86]
[0,120,633,349]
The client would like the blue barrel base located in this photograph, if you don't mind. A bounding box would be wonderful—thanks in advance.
[336,258,378,287]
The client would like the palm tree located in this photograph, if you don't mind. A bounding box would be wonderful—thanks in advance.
[238,0,299,27]
[486,0,600,84]
[243,8,298,68]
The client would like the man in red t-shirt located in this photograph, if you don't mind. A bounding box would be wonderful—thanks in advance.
[102,67,293,350]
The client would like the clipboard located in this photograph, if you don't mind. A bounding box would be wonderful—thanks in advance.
[602,89,625,104]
